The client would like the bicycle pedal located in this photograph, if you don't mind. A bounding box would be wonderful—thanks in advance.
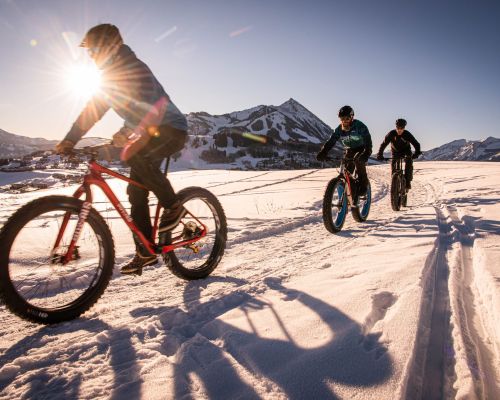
[185,244,200,253]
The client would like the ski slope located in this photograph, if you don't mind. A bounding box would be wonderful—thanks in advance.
[0,162,499,399]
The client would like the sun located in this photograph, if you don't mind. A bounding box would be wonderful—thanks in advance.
[64,62,102,99]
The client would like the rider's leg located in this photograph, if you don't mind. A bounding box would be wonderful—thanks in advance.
[130,126,188,233]
[127,165,156,254]
[122,166,158,274]
[404,158,413,189]
[354,160,368,195]
[391,159,397,175]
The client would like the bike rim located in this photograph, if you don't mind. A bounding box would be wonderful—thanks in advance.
[8,208,105,311]
[357,184,371,218]
[331,181,347,227]
[170,196,222,271]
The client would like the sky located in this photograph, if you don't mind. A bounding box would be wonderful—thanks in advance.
[1,0,499,150]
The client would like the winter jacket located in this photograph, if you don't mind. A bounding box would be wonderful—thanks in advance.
[321,119,372,158]
[377,130,420,157]
[64,45,187,144]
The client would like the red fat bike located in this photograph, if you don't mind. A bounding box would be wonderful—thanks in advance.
[0,144,227,324]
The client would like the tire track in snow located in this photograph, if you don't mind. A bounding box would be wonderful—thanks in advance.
[218,170,320,196]
[402,206,454,400]
[446,206,499,399]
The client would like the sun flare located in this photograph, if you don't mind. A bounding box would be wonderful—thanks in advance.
[65,63,102,99]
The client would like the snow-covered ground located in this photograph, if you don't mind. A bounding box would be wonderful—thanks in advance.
[0,162,499,399]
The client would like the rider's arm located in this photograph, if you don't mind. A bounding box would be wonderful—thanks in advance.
[321,127,340,154]
[63,95,111,144]
[405,131,421,154]
[361,125,372,159]
[377,131,393,156]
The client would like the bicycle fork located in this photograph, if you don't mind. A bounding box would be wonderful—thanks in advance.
[51,202,92,265]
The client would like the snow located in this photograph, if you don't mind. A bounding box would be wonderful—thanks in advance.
[0,162,499,399]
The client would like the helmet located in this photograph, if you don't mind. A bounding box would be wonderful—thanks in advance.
[80,23,123,49]
[338,105,354,118]
[395,118,407,129]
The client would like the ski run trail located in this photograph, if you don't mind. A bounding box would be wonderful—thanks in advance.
[0,161,499,400]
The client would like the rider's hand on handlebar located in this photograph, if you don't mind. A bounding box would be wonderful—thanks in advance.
[354,150,370,163]
[112,127,133,148]
[55,139,75,155]
[412,152,421,160]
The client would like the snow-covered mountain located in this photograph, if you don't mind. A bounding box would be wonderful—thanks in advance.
[422,137,500,161]
[187,98,333,144]
[178,98,338,169]
[168,98,338,169]
[0,129,58,158]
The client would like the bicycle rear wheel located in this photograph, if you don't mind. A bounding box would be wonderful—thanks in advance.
[162,187,227,280]
[0,196,114,324]
[322,177,348,233]
[352,180,371,222]
[391,173,403,211]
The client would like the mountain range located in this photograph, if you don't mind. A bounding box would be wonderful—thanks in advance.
[1,99,499,165]
[421,137,500,161]
[0,129,58,159]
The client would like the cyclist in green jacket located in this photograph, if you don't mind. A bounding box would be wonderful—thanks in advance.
[317,105,372,196]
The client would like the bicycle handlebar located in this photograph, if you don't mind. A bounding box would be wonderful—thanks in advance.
[378,155,412,161]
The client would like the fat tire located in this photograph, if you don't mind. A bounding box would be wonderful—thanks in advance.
[352,181,371,222]
[391,173,402,211]
[163,187,227,280]
[0,195,115,324]
[322,177,347,233]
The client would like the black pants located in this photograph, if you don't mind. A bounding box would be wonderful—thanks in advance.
[127,125,187,254]
[345,148,368,192]
[391,155,413,183]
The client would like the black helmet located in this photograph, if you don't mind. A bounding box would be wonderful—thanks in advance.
[338,105,354,118]
[396,118,407,128]
[80,23,123,48]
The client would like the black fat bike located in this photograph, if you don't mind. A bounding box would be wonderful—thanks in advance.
[386,156,412,211]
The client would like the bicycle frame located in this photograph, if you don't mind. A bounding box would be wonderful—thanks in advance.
[54,159,207,264]
[338,159,356,207]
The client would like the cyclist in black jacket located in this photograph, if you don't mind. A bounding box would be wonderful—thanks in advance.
[55,24,188,274]
[376,118,421,189]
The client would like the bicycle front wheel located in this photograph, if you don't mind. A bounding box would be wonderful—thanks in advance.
[322,177,348,233]
[0,196,114,324]
[162,187,227,280]
[391,173,403,211]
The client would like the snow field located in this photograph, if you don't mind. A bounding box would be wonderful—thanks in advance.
[0,162,499,399]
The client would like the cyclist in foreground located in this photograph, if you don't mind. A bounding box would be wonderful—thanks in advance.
[376,118,421,190]
[55,23,188,274]
[316,105,373,196]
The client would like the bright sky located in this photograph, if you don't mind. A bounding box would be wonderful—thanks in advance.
[1,0,499,150]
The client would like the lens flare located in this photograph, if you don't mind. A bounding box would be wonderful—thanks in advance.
[64,63,102,100]
[242,132,267,144]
